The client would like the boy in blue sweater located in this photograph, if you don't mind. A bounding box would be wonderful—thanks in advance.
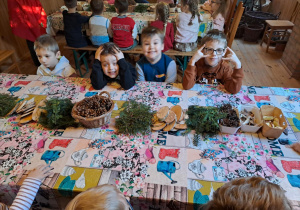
[136,26,177,83]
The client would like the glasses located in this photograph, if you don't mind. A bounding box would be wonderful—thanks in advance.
[203,47,225,55]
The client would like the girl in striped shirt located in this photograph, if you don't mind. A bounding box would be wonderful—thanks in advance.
[1,165,53,210]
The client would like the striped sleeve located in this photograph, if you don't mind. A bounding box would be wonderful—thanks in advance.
[10,178,42,210]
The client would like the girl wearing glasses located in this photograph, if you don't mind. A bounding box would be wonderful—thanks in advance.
[201,0,230,31]
[183,29,243,94]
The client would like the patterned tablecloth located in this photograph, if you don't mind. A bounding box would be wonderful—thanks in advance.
[0,73,300,209]
[47,7,213,37]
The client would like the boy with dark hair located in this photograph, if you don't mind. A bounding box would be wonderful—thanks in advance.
[110,0,138,50]
[183,29,243,94]
[89,0,112,46]
[63,0,91,48]
[136,26,177,83]
[90,42,136,90]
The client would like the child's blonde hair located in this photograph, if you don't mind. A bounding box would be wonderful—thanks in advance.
[181,0,201,25]
[34,34,59,54]
[205,177,292,210]
[155,2,170,36]
[65,184,129,210]
[212,0,230,19]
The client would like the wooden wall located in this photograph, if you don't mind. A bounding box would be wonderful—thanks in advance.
[268,0,299,21]
[0,0,64,62]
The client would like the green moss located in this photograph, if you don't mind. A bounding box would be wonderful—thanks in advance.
[106,5,116,12]
[0,94,18,117]
[38,98,79,129]
[134,4,149,13]
[184,106,226,146]
[115,100,154,135]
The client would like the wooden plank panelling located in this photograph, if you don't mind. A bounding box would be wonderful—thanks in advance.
[268,0,299,21]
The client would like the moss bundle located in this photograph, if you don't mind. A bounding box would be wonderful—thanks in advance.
[38,98,78,129]
[185,106,226,145]
[134,4,149,13]
[106,5,116,12]
[116,100,154,135]
[0,93,18,117]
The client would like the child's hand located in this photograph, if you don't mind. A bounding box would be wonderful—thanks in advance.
[27,165,54,181]
[189,45,209,66]
[113,46,124,61]
[222,47,242,69]
[95,46,104,61]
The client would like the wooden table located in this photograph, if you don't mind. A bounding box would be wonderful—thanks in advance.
[0,73,300,209]
[260,20,294,53]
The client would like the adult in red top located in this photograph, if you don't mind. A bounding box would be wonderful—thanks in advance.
[8,0,47,66]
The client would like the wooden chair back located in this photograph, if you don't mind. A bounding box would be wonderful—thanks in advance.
[226,1,244,48]
[224,0,238,34]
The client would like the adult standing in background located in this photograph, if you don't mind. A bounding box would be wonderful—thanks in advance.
[8,0,47,66]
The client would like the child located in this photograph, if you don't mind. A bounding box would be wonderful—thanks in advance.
[174,0,202,52]
[90,42,136,90]
[0,165,53,210]
[182,29,243,94]
[110,0,138,50]
[63,0,90,48]
[65,184,133,209]
[205,177,292,210]
[89,0,113,46]
[34,34,77,77]
[136,26,177,83]
[201,0,229,31]
[150,2,174,52]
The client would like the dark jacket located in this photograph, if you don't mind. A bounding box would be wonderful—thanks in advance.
[63,10,90,48]
[90,58,137,90]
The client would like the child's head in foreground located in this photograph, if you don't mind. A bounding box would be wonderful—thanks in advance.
[90,0,104,15]
[141,26,165,64]
[200,29,227,67]
[65,184,131,210]
[100,42,121,79]
[34,34,60,70]
[114,0,128,14]
[205,176,292,210]
[64,0,77,9]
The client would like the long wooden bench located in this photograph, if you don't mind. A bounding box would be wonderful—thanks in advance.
[64,45,196,77]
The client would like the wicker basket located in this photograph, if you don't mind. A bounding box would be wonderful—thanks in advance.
[244,23,264,42]
[235,22,245,38]
[244,11,279,26]
[71,91,114,128]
